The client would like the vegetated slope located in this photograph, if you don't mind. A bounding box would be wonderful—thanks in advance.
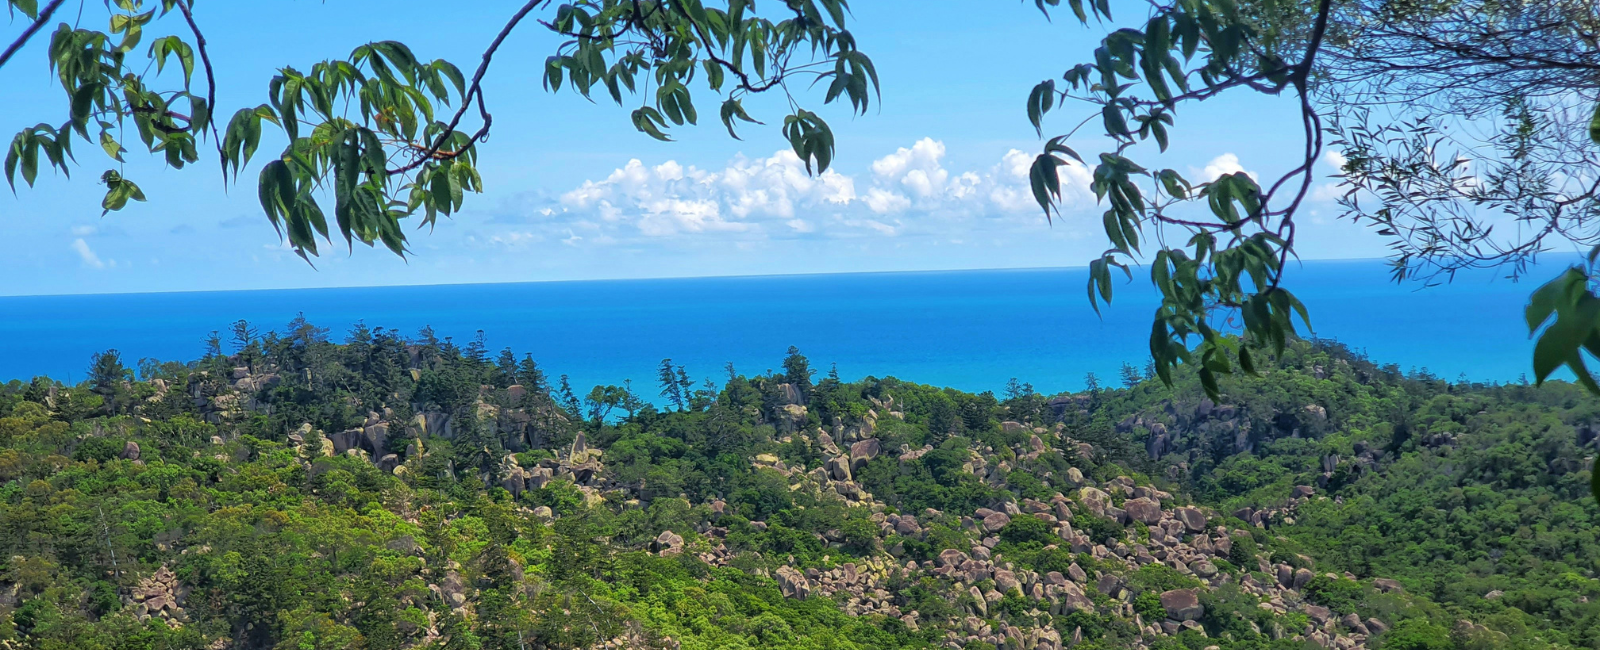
[1092,342,1600,649]
[0,323,1591,650]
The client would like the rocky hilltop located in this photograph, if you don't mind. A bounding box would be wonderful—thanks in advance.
[0,332,1586,649]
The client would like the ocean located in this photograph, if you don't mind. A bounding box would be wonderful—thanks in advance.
[0,260,1547,395]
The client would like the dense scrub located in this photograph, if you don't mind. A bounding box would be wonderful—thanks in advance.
[0,320,1594,650]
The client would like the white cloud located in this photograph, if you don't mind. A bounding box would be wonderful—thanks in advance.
[71,225,97,236]
[1322,149,1348,170]
[488,231,545,248]
[1195,153,1257,182]
[71,238,105,269]
[863,187,911,214]
[545,138,1103,246]
[1311,183,1346,202]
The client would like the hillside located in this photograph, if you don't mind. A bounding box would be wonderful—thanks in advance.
[0,322,1594,650]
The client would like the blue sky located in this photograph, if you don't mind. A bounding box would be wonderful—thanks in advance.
[0,1,1389,296]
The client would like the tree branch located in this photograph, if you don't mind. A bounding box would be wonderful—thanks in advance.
[172,0,222,156]
[388,0,545,175]
[0,0,67,71]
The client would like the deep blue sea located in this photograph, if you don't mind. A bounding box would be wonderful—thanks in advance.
[0,260,1548,395]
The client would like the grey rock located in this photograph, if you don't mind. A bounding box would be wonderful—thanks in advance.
[1161,589,1204,621]
[982,512,1012,533]
[1124,497,1163,524]
[1175,506,1207,532]
[849,438,881,471]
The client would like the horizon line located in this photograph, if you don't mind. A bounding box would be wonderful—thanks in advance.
[2,256,1403,300]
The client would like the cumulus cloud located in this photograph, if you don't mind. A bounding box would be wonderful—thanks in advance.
[1322,149,1348,170]
[542,138,1098,247]
[72,238,105,269]
[1308,149,1353,203]
[1196,153,1255,181]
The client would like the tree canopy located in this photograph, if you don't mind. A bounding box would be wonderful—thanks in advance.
[5,0,1600,401]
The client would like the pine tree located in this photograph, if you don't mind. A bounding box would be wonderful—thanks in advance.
[782,346,813,396]
[229,320,258,353]
[517,355,548,393]
[494,348,518,388]
[1120,363,1143,388]
[466,330,489,366]
[675,365,694,410]
[658,359,686,411]
[88,349,130,415]
[556,375,581,417]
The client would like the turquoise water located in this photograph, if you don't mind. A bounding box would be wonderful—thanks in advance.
[0,260,1545,394]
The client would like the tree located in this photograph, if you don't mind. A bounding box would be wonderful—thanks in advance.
[494,347,519,388]
[556,374,581,418]
[229,319,257,353]
[2,0,876,259]
[658,358,685,412]
[584,384,627,425]
[516,354,548,394]
[1119,363,1143,389]
[782,346,813,396]
[87,349,130,413]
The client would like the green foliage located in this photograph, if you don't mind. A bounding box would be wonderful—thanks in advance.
[1302,575,1368,615]
[0,325,1592,649]
[1126,563,1201,595]
[998,513,1054,548]
[1134,590,1166,621]
[1382,619,1454,650]
[1073,512,1123,545]
[5,0,877,262]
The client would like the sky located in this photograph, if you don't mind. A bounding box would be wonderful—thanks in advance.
[0,0,1392,296]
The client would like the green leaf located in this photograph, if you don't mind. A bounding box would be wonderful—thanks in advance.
[1591,101,1600,146]
[1527,268,1583,333]
[100,131,124,162]
[718,98,761,140]
[1101,103,1128,137]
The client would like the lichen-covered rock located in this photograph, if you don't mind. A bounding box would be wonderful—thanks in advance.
[1175,506,1207,532]
[1124,497,1163,524]
[1161,588,1204,621]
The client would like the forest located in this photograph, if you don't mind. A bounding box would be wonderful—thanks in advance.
[0,318,1596,650]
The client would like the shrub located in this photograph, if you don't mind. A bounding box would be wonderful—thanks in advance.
[1134,590,1166,620]
[1073,513,1124,544]
[1382,619,1453,650]
[999,513,1055,547]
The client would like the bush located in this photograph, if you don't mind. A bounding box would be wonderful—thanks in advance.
[1073,513,1124,544]
[1134,590,1166,620]
[1303,575,1367,615]
[841,516,880,554]
[1126,564,1201,594]
[1382,619,1453,650]
[1228,533,1259,567]
[71,436,124,463]
[999,513,1055,547]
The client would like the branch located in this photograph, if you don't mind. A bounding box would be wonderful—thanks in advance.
[388,0,545,175]
[0,0,67,70]
[172,0,222,155]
